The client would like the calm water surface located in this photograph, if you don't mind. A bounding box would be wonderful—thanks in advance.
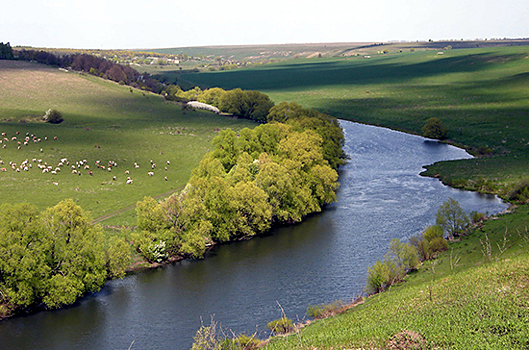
[0,121,508,350]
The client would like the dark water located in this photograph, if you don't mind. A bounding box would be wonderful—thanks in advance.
[0,121,508,350]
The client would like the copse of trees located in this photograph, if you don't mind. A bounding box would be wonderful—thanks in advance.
[132,97,346,262]
[0,42,14,59]
[365,198,469,295]
[0,200,131,316]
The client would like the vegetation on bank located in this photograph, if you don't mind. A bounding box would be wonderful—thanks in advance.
[133,101,344,260]
[261,204,529,350]
[189,201,528,350]
[0,56,345,316]
[178,45,529,202]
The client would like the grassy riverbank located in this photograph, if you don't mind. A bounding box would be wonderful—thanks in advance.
[178,45,529,199]
[263,204,529,349]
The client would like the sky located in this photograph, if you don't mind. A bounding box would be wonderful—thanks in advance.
[2,0,529,49]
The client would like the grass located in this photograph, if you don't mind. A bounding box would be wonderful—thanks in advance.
[263,205,529,349]
[0,60,256,226]
[170,43,529,349]
[177,46,529,198]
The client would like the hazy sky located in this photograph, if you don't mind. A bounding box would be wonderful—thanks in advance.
[3,0,528,49]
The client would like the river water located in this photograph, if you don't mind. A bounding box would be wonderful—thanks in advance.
[0,121,508,350]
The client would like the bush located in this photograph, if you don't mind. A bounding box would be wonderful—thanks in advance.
[43,108,64,124]
[508,179,529,203]
[307,300,345,319]
[266,317,294,334]
[422,117,447,140]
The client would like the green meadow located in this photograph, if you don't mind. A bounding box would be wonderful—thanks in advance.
[179,46,529,197]
[0,60,255,226]
[264,205,529,349]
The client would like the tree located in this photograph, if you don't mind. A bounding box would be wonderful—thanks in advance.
[435,198,469,239]
[41,199,107,308]
[43,109,64,124]
[422,117,447,140]
[0,42,14,59]
[0,203,48,309]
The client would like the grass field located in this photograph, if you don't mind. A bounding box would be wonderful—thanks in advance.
[0,60,255,226]
[176,45,529,197]
[263,204,529,349]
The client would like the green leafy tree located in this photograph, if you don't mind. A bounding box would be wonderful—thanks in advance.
[436,198,469,239]
[0,203,48,309]
[42,199,107,308]
[43,109,64,124]
[422,117,447,140]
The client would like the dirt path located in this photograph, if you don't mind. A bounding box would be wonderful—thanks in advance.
[90,187,183,225]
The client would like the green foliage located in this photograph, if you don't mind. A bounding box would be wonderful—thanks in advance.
[0,199,118,313]
[105,236,131,278]
[307,300,345,319]
[365,239,419,295]
[219,88,274,122]
[421,117,447,140]
[267,317,294,334]
[411,225,449,261]
[43,108,64,124]
[435,198,469,239]
[508,179,529,203]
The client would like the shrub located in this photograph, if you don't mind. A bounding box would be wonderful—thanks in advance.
[266,317,294,334]
[421,117,447,140]
[43,108,64,124]
[508,179,529,203]
[307,300,345,319]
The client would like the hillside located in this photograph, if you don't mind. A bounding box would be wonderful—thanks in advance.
[174,45,529,200]
[264,204,529,349]
[0,60,255,225]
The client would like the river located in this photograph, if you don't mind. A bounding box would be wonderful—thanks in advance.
[0,120,508,350]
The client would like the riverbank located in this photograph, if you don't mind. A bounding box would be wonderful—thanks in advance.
[263,203,529,349]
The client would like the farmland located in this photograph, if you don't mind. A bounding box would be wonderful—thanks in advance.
[0,60,255,226]
[175,44,529,197]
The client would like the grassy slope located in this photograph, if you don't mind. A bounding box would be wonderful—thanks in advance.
[0,60,255,225]
[179,46,529,196]
[264,205,529,349]
[172,46,529,348]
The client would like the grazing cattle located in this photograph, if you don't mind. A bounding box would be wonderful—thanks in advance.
[148,171,154,176]
[113,176,117,181]
[126,179,133,184]
[52,182,58,186]
[164,176,168,181]
[0,168,6,172]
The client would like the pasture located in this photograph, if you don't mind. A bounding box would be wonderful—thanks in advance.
[177,45,529,196]
[0,60,256,225]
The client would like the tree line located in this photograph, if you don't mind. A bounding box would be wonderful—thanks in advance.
[0,87,346,316]
[134,101,345,259]
[0,43,163,92]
